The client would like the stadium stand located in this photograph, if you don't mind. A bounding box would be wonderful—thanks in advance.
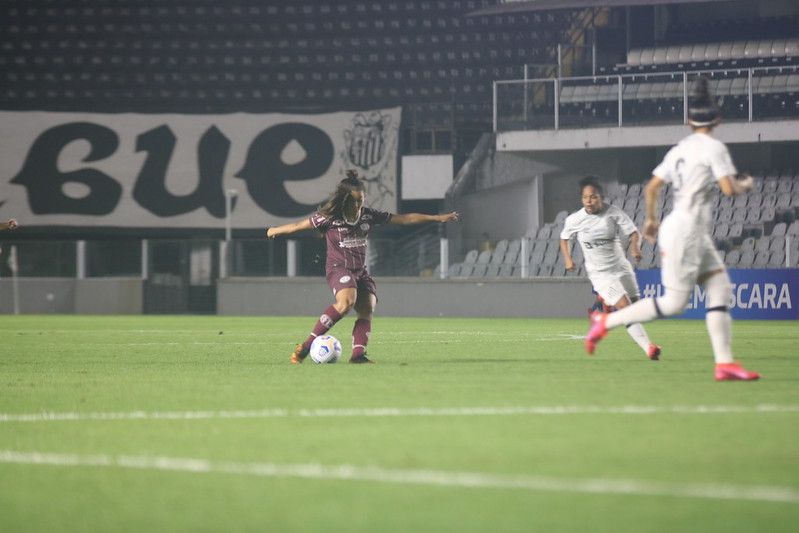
[621,39,799,71]
[3,2,798,292]
[444,171,798,278]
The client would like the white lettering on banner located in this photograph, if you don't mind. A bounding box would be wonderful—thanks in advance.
[0,109,400,229]
[642,282,793,311]
[733,283,792,310]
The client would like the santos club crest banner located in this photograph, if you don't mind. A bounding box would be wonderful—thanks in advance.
[0,108,400,228]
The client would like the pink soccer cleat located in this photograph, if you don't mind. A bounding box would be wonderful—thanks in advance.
[715,362,760,381]
[647,345,661,361]
[585,312,609,355]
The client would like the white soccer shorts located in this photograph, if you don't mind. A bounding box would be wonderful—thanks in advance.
[658,211,725,292]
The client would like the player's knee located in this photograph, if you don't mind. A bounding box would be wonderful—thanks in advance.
[655,289,689,317]
[702,272,732,310]
[354,300,375,318]
[334,299,355,315]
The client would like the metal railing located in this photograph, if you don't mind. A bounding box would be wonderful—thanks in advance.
[494,65,799,132]
[3,234,795,284]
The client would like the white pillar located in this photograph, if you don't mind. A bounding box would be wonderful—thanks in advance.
[225,189,238,242]
[439,238,449,279]
[76,240,86,279]
[219,241,228,279]
[10,245,20,315]
[287,239,297,278]
[520,238,530,278]
[141,239,149,280]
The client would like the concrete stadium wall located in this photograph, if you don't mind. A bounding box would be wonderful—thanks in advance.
[0,277,595,318]
[217,276,594,318]
[0,278,143,314]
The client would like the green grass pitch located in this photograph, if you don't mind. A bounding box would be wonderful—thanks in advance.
[1,314,798,532]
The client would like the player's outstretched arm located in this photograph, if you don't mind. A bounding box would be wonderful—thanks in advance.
[0,218,18,231]
[266,218,313,238]
[559,238,575,271]
[389,212,459,226]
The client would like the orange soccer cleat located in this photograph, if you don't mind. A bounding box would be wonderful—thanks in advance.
[290,344,309,364]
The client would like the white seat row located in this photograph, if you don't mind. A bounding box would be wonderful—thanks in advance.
[559,74,799,104]
[626,39,799,67]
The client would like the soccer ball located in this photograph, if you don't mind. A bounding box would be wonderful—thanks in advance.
[309,335,342,364]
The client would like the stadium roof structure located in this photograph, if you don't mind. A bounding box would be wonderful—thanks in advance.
[467,0,736,16]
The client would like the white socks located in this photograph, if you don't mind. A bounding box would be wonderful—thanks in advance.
[606,298,659,329]
[625,322,653,353]
[605,273,735,364]
[702,273,734,364]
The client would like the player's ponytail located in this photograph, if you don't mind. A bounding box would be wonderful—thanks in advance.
[687,77,720,128]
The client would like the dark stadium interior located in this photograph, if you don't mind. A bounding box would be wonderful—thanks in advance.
[0,0,797,314]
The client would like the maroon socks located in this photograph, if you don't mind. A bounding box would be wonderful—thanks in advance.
[351,318,371,358]
[302,305,343,349]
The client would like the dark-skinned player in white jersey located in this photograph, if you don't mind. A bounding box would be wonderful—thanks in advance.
[267,170,459,364]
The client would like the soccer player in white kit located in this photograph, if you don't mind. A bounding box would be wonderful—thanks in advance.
[585,78,760,381]
[560,176,661,360]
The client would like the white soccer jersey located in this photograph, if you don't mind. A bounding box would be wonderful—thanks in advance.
[560,204,639,277]
[652,132,736,225]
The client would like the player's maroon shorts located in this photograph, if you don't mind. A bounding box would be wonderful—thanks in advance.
[326,266,378,298]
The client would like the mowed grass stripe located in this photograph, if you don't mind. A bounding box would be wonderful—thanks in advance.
[2,450,798,504]
[2,404,798,423]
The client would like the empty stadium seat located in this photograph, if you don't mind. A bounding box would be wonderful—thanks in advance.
[754,237,771,252]
[738,250,755,267]
[498,264,515,277]
[728,223,744,242]
[725,249,741,266]
[448,263,465,276]
[485,264,501,277]
[753,251,770,267]
[471,264,488,277]
[769,237,785,254]
[771,222,787,236]
[768,249,786,268]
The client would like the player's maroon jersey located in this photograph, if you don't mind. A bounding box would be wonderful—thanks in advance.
[310,207,392,270]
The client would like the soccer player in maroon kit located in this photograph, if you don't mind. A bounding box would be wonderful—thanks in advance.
[266,171,459,364]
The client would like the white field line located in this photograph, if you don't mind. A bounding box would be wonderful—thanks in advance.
[27,333,584,347]
[0,450,797,504]
[1,404,798,423]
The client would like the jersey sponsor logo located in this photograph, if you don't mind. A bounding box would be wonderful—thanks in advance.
[339,238,367,249]
[339,275,352,284]
[583,238,613,249]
